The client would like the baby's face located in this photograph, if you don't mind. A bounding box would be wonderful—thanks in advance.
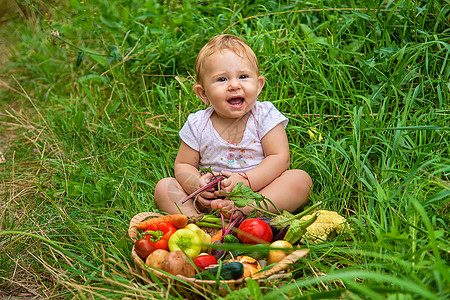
[195,49,264,120]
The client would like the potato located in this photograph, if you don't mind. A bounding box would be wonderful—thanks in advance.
[145,249,169,269]
[162,250,196,277]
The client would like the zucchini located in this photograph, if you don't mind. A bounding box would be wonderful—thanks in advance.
[193,262,244,280]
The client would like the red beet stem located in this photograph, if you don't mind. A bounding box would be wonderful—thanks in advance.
[181,176,225,204]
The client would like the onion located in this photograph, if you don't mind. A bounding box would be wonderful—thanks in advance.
[267,240,293,265]
[206,240,227,260]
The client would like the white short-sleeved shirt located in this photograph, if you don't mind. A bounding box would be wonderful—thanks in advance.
[179,101,288,173]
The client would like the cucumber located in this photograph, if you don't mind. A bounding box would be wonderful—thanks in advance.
[193,262,244,280]
[223,234,240,244]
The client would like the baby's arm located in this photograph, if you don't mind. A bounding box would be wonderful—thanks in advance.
[174,141,217,203]
[219,123,290,193]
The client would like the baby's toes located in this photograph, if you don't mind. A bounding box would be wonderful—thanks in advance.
[211,199,233,212]
[210,199,223,210]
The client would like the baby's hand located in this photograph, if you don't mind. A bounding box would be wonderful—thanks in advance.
[215,171,245,195]
[196,172,221,208]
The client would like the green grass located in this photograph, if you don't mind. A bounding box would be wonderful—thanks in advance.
[0,0,449,298]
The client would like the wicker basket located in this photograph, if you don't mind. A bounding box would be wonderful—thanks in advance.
[128,212,309,298]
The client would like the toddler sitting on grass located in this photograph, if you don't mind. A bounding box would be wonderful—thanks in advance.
[154,34,312,216]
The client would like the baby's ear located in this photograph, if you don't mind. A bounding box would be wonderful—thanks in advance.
[257,76,265,95]
[194,84,210,105]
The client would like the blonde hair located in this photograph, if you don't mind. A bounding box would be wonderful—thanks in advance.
[194,34,260,84]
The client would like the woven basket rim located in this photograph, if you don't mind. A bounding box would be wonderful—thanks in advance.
[129,212,309,284]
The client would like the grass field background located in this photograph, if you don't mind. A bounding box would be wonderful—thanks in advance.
[0,0,448,298]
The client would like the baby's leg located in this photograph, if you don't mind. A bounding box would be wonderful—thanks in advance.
[154,177,200,216]
[259,169,312,213]
[211,169,312,216]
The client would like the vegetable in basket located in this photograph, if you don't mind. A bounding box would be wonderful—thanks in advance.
[134,214,188,230]
[228,255,262,277]
[193,261,244,280]
[228,243,269,261]
[266,240,293,265]
[143,221,177,251]
[207,240,227,260]
[145,249,169,269]
[210,229,223,243]
[223,234,239,244]
[269,201,323,244]
[238,218,273,244]
[168,228,202,258]
[185,223,211,251]
[193,254,218,271]
[299,210,348,244]
[162,250,196,277]
[283,212,320,244]
[135,238,156,260]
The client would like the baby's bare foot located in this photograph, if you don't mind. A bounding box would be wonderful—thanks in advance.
[210,199,233,211]
[211,199,256,217]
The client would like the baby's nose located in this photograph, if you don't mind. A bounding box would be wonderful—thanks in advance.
[228,78,240,89]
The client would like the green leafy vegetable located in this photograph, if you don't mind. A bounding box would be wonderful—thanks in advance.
[220,182,278,215]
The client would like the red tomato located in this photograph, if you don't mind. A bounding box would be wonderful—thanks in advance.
[135,238,156,260]
[238,218,273,244]
[193,254,217,271]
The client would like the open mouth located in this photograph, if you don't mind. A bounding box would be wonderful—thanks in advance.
[227,97,244,106]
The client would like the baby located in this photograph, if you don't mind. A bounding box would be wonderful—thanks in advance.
[154,34,312,216]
